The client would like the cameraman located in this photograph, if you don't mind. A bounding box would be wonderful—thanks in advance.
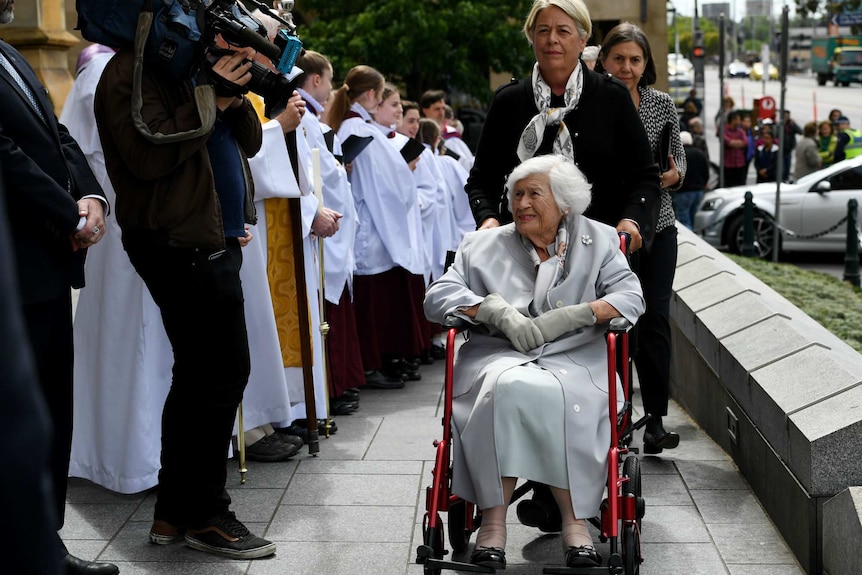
[94,44,274,559]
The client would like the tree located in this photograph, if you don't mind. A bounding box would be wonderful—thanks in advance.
[293,0,535,105]
[794,0,861,19]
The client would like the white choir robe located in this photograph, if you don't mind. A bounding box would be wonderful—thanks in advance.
[442,127,475,172]
[64,52,175,494]
[299,110,357,305]
[437,153,475,241]
[379,127,432,283]
[339,103,417,276]
[414,145,456,281]
[247,117,327,422]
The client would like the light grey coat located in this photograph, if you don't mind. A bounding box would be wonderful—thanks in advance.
[424,216,645,518]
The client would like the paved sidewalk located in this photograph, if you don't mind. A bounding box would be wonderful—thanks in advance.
[63,353,806,575]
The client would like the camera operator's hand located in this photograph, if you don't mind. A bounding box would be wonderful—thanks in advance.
[274,91,306,134]
[211,47,255,111]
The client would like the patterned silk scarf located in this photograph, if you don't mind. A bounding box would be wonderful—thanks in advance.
[516,62,584,163]
[526,219,570,316]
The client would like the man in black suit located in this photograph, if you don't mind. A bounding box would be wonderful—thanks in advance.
[0,160,62,575]
[0,1,117,573]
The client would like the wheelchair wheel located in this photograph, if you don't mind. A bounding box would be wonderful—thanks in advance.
[622,523,641,575]
[622,456,644,527]
[447,499,472,553]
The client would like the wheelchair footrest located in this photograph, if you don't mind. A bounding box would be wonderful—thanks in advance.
[424,558,497,573]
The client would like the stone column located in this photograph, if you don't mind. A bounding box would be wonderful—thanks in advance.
[3,0,79,116]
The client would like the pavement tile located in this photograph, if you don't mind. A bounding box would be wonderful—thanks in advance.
[59,502,139,540]
[364,416,448,461]
[676,460,750,490]
[727,564,805,575]
[267,504,415,542]
[105,563,251,575]
[283,473,421,506]
[707,523,799,565]
[224,458,299,489]
[296,459,423,475]
[691,490,771,524]
[312,416,382,460]
[246,541,411,575]
[640,473,694,506]
[641,505,712,543]
[640,542,729,574]
[225,488,285,523]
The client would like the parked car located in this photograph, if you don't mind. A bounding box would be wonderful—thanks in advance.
[750,61,779,80]
[694,157,862,259]
[727,59,751,78]
[668,73,694,107]
[668,53,694,78]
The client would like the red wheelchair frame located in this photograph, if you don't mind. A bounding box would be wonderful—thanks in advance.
[416,234,644,575]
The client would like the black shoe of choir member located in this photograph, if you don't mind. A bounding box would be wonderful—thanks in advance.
[364,370,405,389]
[285,419,337,437]
[342,388,360,401]
[419,348,435,365]
[63,553,119,575]
[404,357,422,370]
[380,359,409,382]
[430,344,446,360]
[330,397,358,416]
[400,360,422,382]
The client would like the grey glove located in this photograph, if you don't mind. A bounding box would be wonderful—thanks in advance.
[533,302,597,342]
[475,293,545,353]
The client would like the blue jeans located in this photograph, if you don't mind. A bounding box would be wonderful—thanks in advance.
[673,191,704,231]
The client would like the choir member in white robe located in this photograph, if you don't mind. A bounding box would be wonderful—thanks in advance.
[247,93,328,424]
[295,49,365,399]
[328,66,423,377]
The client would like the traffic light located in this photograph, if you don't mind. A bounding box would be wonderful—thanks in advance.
[692,30,705,60]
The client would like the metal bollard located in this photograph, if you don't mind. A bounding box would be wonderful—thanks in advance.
[843,198,860,287]
[742,191,756,257]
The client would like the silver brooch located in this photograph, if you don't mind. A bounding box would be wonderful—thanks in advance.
[581,235,593,246]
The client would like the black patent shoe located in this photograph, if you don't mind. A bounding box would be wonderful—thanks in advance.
[565,545,601,568]
[64,553,119,575]
[470,546,506,570]
[643,419,680,454]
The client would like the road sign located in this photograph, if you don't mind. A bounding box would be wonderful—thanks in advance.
[758,95,776,119]
[832,12,862,26]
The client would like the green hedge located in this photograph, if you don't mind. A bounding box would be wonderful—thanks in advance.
[728,255,862,354]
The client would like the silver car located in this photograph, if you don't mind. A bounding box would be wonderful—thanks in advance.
[694,157,862,258]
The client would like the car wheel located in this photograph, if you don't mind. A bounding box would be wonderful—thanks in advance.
[726,212,779,259]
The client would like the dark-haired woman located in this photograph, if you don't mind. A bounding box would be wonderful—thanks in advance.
[597,22,685,453]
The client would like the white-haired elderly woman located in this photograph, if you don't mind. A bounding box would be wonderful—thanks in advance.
[424,155,645,570]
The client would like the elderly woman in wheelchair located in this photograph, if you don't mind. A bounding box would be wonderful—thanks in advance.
[423,155,645,570]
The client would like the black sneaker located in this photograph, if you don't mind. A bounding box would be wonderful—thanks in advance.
[245,433,300,462]
[185,512,276,559]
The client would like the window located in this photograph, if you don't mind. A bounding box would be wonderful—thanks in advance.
[827,165,862,191]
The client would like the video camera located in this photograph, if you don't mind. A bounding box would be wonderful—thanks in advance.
[199,0,303,116]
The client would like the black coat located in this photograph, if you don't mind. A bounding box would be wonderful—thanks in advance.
[465,68,660,249]
[0,39,105,305]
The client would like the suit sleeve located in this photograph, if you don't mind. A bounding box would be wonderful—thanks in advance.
[0,121,80,236]
[58,121,107,206]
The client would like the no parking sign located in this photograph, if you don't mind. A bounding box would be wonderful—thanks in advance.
[756,96,776,120]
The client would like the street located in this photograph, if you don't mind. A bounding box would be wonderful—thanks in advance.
[698,64,860,279]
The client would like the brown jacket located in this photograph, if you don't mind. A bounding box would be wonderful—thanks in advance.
[95,50,261,249]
